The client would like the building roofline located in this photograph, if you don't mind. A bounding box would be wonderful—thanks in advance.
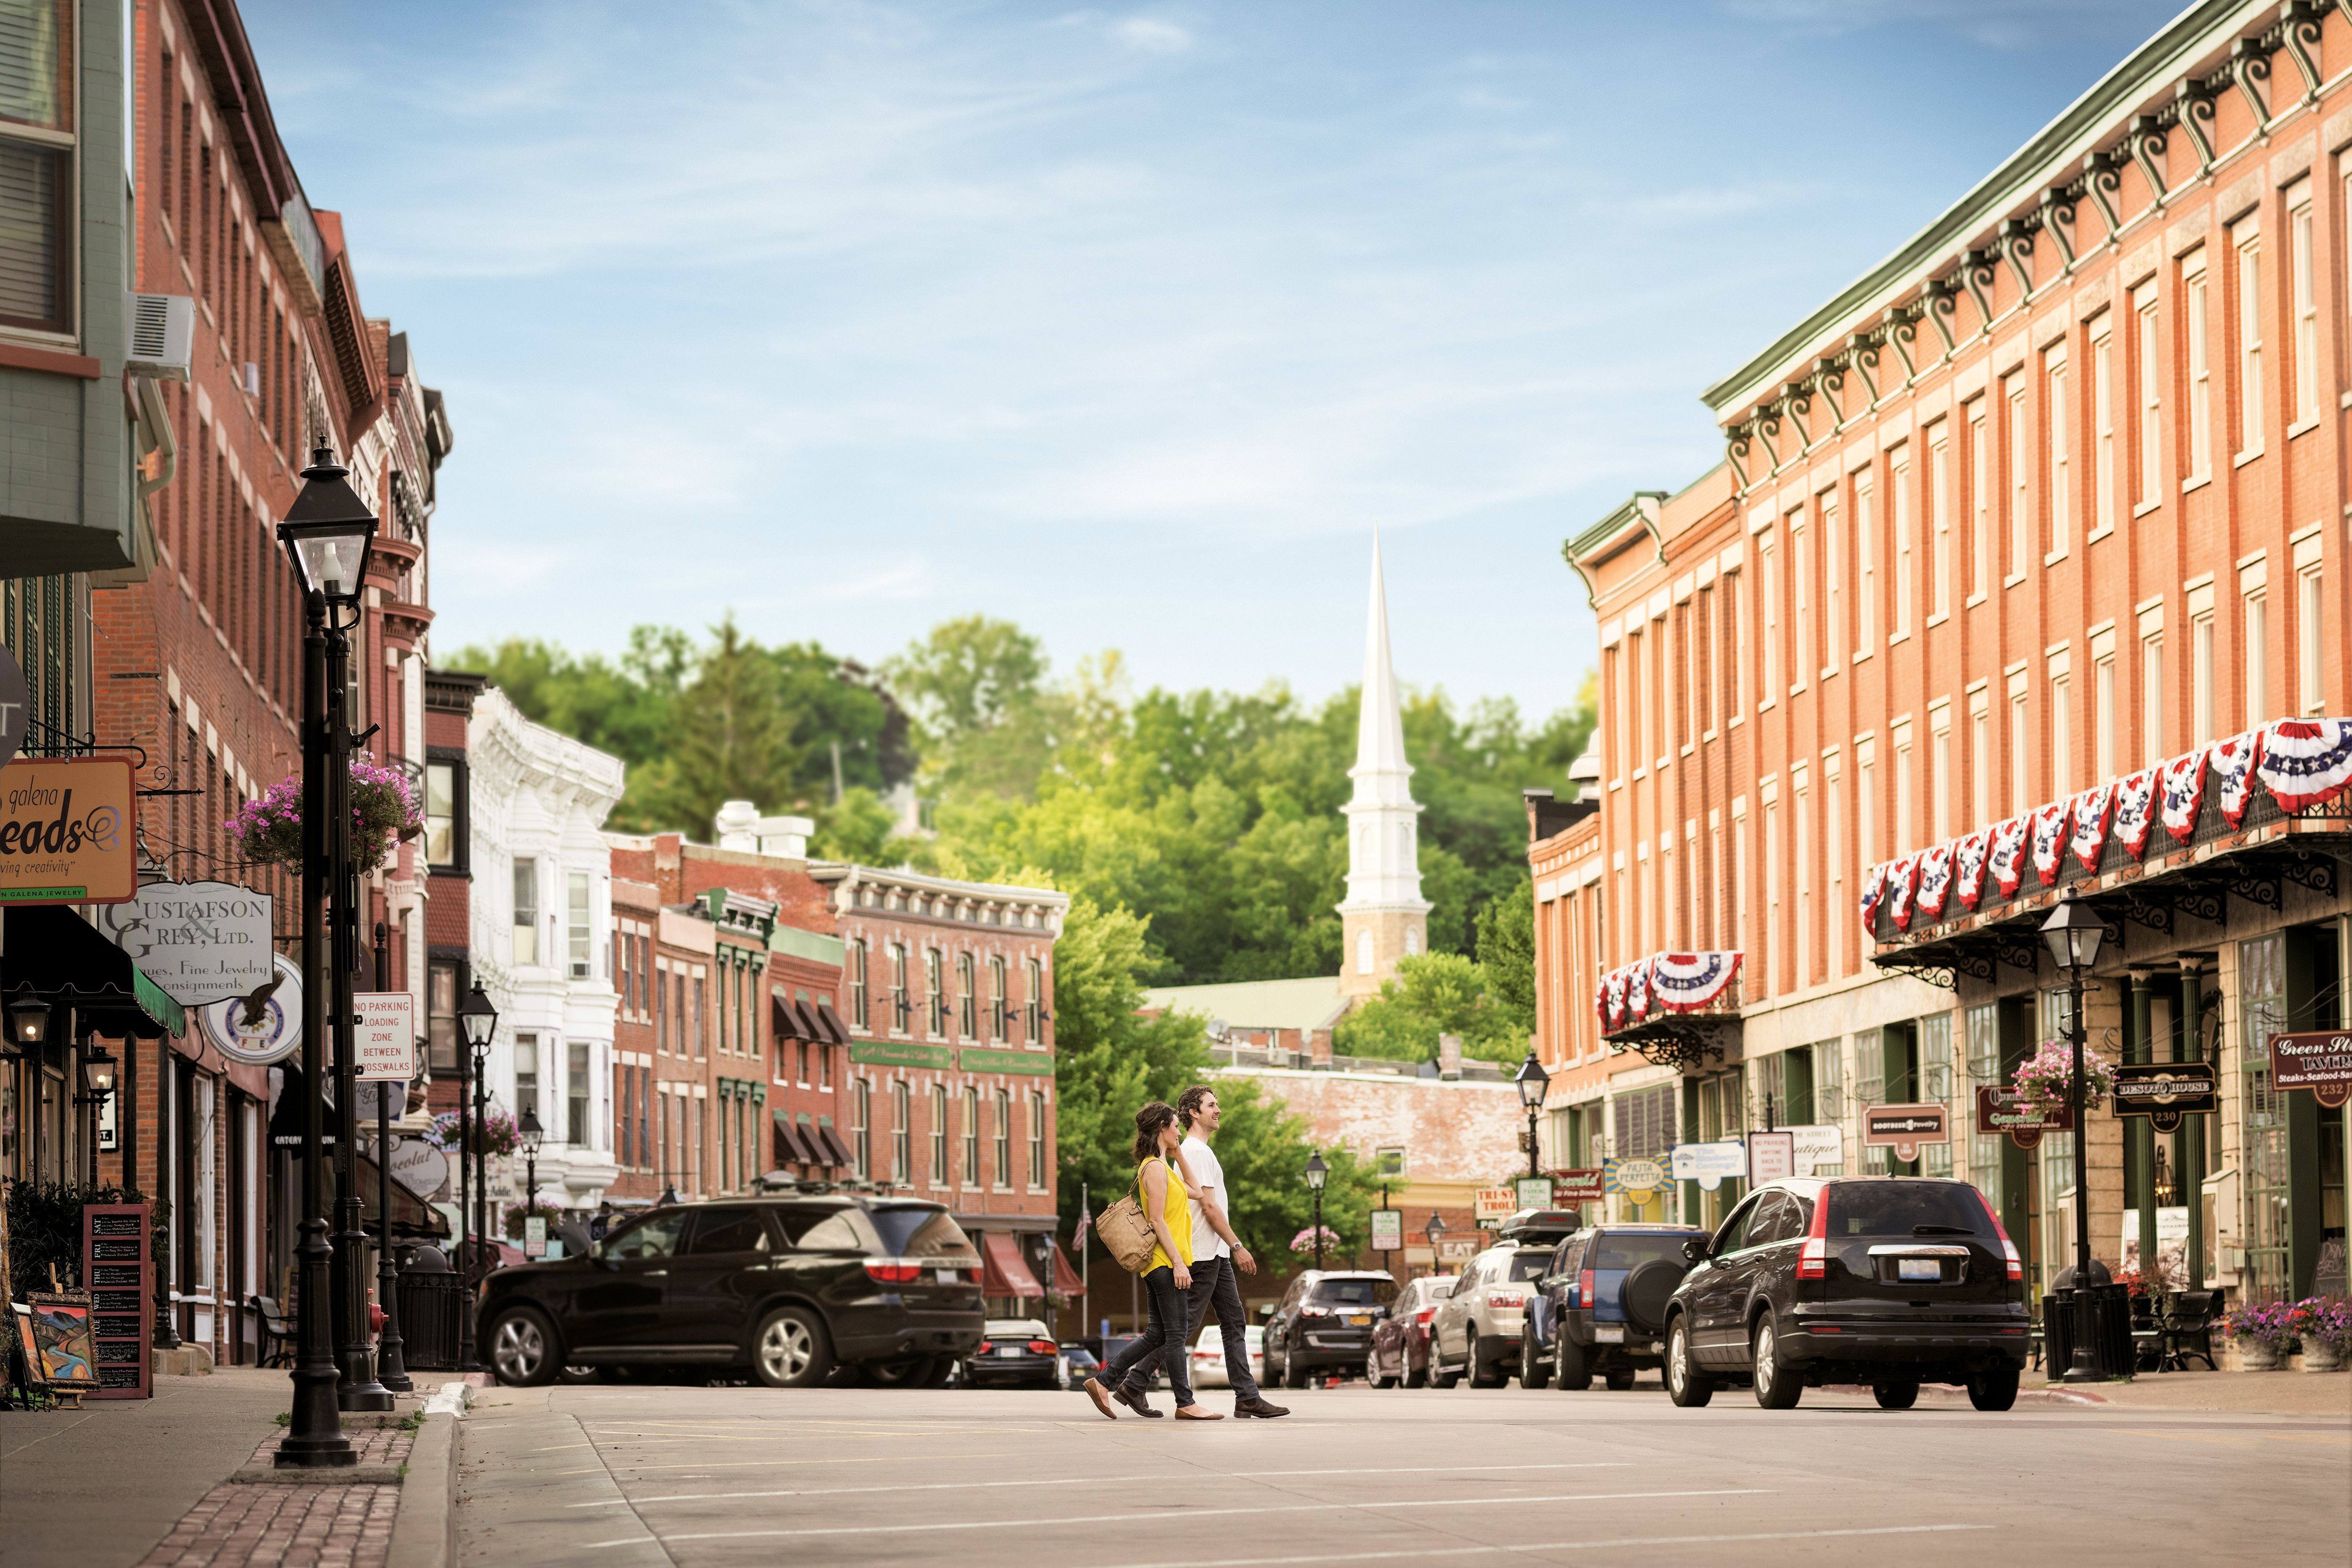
[806,861,1071,908]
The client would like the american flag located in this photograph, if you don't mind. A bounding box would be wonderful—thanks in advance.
[1072,1200,1091,1249]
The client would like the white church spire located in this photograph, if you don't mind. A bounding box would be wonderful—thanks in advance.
[1337,533,1430,999]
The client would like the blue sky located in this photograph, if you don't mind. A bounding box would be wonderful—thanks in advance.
[245,0,2183,721]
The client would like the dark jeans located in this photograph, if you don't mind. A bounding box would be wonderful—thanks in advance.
[1104,1265,1193,1405]
[1178,1254,1260,1401]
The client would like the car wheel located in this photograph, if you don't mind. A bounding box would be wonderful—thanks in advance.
[1665,1317,1713,1409]
[1555,1335,1592,1392]
[1873,1380,1920,1409]
[1430,1363,1460,1390]
[1750,1313,1803,1409]
[1470,1337,1508,1389]
[1967,1366,2020,1412]
[1405,1353,1426,1389]
[863,1355,934,1387]
[486,1305,561,1387]
[750,1306,833,1389]
[918,1356,955,1389]
[1519,1331,1550,1390]
[1282,1345,1308,1390]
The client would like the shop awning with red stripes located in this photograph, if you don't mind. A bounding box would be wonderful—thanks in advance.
[1049,1240,1083,1297]
[979,1231,1042,1297]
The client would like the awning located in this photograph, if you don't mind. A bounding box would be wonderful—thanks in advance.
[1049,1239,1083,1297]
[771,1110,814,1164]
[979,1231,1042,1298]
[355,1149,452,1239]
[813,1001,851,1046]
[269,1064,337,1148]
[0,904,186,1038]
[813,1122,853,1168]
[771,993,813,1042]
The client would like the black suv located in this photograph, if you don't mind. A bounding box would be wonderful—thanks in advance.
[477,1195,984,1388]
[1520,1224,1704,1391]
[1262,1270,1398,1387]
[1661,1177,2028,1411]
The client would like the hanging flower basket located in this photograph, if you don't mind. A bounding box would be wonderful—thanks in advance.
[1289,1225,1341,1254]
[229,758,421,874]
[2010,1039,2117,1122]
[428,1107,519,1159]
[503,1198,566,1240]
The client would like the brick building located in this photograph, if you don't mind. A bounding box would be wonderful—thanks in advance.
[805,861,1073,1318]
[1546,1,2352,1309]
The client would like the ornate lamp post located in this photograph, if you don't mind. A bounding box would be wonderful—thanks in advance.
[457,982,499,1369]
[2040,888,2110,1383]
[1303,1150,1328,1272]
[1514,1047,1549,1181]
[274,449,378,1465]
[518,1103,544,1244]
[75,1042,116,1185]
[1423,1211,1445,1274]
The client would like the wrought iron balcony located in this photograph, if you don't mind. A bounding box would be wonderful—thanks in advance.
[1598,950,1744,1071]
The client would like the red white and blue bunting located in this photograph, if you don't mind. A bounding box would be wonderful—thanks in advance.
[2255,718,2352,812]
[2030,801,2070,887]
[1953,829,1989,910]
[1650,951,1742,1013]
[2113,767,2158,860]
[1915,843,1953,921]
[1989,815,2030,899]
[1623,958,1653,1023]
[1859,861,1887,936]
[2212,730,2264,828]
[2069,783,2116,874]
[1887,854,1921,931]
[2160,748,2209,844]
[1599,969,1629,1031]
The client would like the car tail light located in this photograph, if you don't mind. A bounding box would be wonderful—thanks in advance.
[864,1259,922,1284]
[1578,1268,1593,1305]
[1487,1290,1523,1309]
[1415,1308,1435,1326]
[1796,1191,1831,1281]
[1976,1190,2023,1282]
[1027,1339,1057,1355]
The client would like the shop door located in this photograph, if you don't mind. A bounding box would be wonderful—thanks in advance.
[2239,936,2292,1303]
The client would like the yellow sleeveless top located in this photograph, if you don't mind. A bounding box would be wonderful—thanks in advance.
[1142,1156,1193,1274]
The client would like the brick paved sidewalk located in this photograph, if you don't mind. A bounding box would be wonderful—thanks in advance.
[130,1417,421,1568]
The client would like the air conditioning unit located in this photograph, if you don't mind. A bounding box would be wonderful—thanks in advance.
[126,293,195,380]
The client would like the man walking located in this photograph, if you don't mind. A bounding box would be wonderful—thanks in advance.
[1116,1085,1290,1419]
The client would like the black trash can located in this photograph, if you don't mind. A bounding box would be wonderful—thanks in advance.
[2042,1282,2135,1380]
[397,1268,469,1370]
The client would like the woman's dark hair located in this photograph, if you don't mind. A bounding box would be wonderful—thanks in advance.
[1131,1101,1178,1164]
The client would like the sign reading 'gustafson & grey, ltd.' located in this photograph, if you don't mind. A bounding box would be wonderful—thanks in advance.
[0,756,135,904]
[93,881,274,1004]
[2271,1031,2352,1109]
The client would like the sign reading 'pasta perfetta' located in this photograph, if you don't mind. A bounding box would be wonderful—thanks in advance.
[0,756,136,905]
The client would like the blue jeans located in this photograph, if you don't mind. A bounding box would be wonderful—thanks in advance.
[1105,1265,1193,1405]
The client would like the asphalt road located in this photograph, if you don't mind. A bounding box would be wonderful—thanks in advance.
[452,1377,2351,1568]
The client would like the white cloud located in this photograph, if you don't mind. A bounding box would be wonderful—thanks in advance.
[1112,16,1192,54]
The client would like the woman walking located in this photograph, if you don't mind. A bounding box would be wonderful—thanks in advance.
[1083,1102,1222,1421]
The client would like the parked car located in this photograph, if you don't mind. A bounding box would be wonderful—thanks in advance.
[1060,1341,1102,1390]
[1077,1333,1163,1391]
[1662,1177,2028,1412]
[1262,1270,1398,1387]
[962,1317,1062,1389]
[1521,1223,1705,1391]
[1369,1274,1456,1388]
[1187,1321,1265,1390]
[1426,1240,1553,1387]
[476,1195,984,1388]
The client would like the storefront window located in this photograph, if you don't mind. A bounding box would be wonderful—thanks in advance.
[2239,934,2291,1302]
[1965,1003,2003,1214]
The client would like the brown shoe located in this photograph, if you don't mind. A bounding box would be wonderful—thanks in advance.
[1081,1377,1118,1420]
[1111,1383,1163,1418]
[1234,1396,1291,1418]
[1173,1404,1224,1420]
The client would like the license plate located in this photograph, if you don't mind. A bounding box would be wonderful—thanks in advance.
[1594,1325,1625,1343]
[937,1268,960,1285]
[1898,1258,1941,1281]
[995,1346,1023,1358]
[1348,1314,1371,1326]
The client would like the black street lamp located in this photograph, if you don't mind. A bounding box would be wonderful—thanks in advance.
[1423,1211,1445,1273]
[1514,1047,1549,1181]
[274,447,377,1467]
[518,1102,544,1247]
[457,982,499,1370]
[75,1041,116,1186]
[371,922,411,1396]
[2040,888,2110,1383]
[1303,1149,1328,1272]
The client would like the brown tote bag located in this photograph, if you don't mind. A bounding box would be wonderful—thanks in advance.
[1095,1166,1160,1274]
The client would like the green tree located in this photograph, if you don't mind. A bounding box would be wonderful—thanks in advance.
[1475,876,1536,1039]
[1331,951,1524,1064]
[647,618,804,836]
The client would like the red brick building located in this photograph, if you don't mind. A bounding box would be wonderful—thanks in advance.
[1548,2,2352,1309]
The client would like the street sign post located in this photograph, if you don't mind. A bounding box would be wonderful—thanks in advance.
[2270,1031,2352,1109]
[2111,1062,2220,1130]
[1369,1207,1402,1254]
[353,993,418,1081]
[1746,1130,1796,1184]
[1862,1104,1950,1163]
[1514,1177,1553,1212]
[524,1216,547,1259]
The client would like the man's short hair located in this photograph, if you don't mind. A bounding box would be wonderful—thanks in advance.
[1176,1085,1217,1128]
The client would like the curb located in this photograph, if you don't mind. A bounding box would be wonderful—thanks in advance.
[228,1464,407,1485]
[388,1385,470,1568]
[1818,1381,2108,1407]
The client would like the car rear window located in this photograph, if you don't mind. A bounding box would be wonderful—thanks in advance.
[1503,1253,1550,1283]
[869,1206,977,1258]
[1591,1234,1693,1270]
[1825,1183,1992,1238]
[1425,1277,1455,1299]
[1311,1277,1398,1307]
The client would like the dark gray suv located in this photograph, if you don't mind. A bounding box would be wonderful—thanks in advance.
[1661,1177,2029,1411]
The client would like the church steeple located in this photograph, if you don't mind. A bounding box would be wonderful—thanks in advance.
[1337,534,1430,999]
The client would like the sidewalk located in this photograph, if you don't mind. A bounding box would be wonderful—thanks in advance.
[0,1366,475,1568]
[2029,1367,2352,1415]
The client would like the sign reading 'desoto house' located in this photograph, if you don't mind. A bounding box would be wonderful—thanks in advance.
[94,881,274,1004]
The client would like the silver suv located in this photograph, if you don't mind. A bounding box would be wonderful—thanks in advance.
[1426,1240,1552,1388]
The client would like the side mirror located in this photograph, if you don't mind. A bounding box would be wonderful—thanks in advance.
[1680,1238,1707,1264]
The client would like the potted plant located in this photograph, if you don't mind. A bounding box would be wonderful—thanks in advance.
[2223,1300,2296,1370]
[229,757,421,875]
[2288,1297,2350,1373]
[2010,1039,2118,1122]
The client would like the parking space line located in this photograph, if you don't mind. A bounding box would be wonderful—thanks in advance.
[582,1488,1775,1548]
[1111,1523,1995,1567]
[554,1452,1000,1476]
[588,1461,1637,1508]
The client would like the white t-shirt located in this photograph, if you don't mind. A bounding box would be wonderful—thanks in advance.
[1181,1134,1232,1262]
